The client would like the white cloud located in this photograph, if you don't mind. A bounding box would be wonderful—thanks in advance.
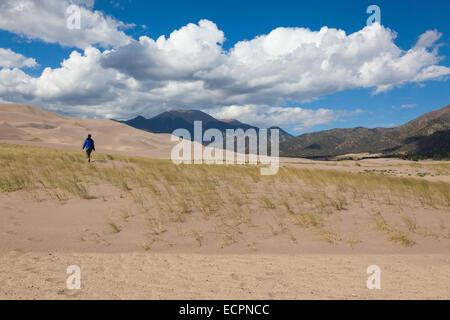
[392,104,417,110]
[206,105,338,131]
[0,0,132,49]
[0,48,37,68]
[0,17,449,130]
[350,108,365,115]
[101,20,225,81]
[415,30,442,49]
[100,22,450,106]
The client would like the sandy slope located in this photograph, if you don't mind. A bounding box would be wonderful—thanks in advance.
[2,185,449,255]
[1,177,449,299]
[0,103,177,158]
[0,103,250,163]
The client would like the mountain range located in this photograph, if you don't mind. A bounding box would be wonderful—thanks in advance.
[120,105,450,159]
[279,105,450,159]
[119,110,294,142]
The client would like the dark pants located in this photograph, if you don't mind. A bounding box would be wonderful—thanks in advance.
[86,148,93,159]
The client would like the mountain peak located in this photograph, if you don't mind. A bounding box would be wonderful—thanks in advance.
[120,109,262,136]
[279,104,450,159]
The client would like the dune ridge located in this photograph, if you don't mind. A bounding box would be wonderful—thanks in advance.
[0,103,177,158]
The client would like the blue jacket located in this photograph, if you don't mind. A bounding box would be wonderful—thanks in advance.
[83,138,95,151]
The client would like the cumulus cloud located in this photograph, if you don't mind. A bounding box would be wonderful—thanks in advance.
[101,22,450,105]
[0,48,37,68]
[0,47,140,118]
[0,0,132,49]
[206,105,337,131]
[0,17,449,130]
[101,20,225,81]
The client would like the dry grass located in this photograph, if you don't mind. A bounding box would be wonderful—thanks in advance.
[373,212,415,247]
[1,143,449,249]
[107,222,121,234]
[402,215,439,239]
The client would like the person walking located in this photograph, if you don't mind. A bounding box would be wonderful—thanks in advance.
[82,134,95,163]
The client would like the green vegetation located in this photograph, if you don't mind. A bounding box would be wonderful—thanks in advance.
[279,105,450,159]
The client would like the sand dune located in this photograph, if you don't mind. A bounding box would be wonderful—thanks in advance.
[0,103,177,158]
[0,121,29,140]
[1,166,449,299]
[1,105,449,300]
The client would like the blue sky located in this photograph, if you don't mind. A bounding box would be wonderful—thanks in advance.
[0,0,449,135]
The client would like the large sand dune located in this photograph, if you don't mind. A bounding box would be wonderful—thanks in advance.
[0,103,177,158]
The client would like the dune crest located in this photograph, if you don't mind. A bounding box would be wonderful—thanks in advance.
[0,103,177,158]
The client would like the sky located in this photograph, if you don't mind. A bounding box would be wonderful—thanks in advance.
[0,0,449,135]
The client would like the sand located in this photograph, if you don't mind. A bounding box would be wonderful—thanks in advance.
[1,252,449,300]
[1,103,449,300]
[1,179,449,300]
[0,103,177,159]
